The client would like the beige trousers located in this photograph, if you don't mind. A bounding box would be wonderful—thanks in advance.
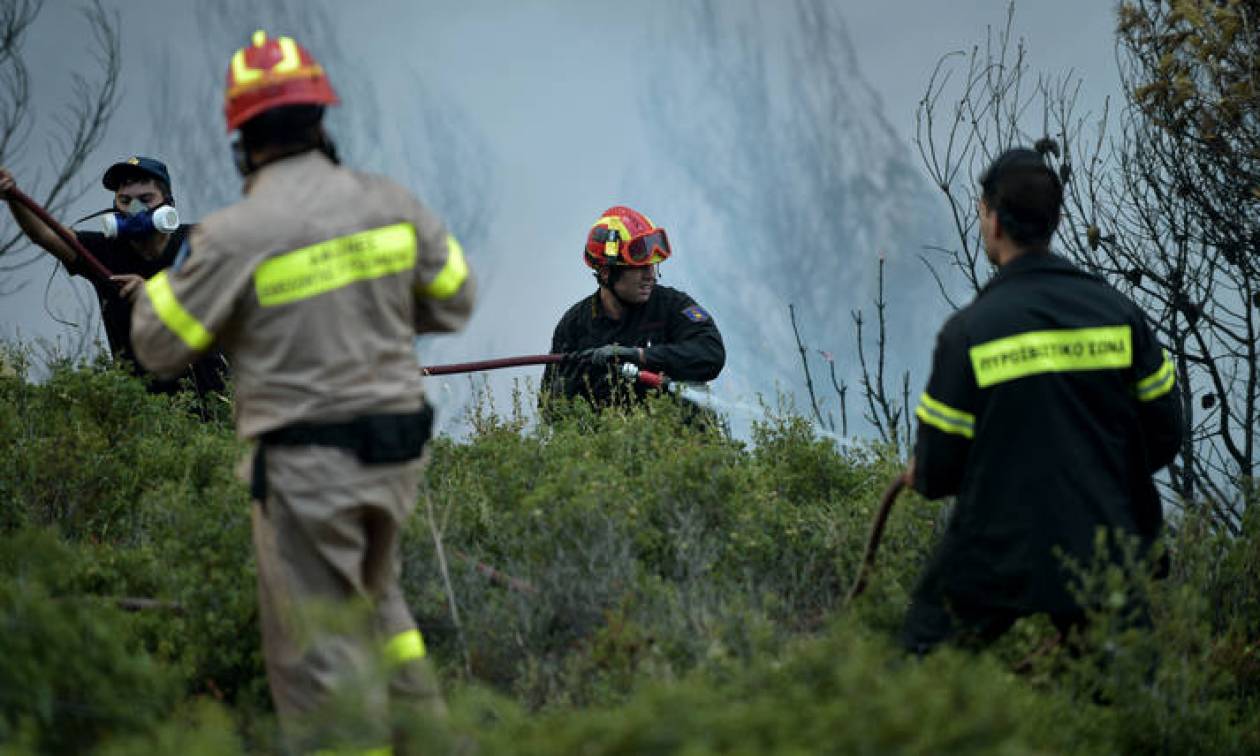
[248,445,444,751]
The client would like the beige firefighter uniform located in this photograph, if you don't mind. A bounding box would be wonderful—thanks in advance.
[130,149,474,744]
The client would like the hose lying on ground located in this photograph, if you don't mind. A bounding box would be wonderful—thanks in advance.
[844,472,908,606]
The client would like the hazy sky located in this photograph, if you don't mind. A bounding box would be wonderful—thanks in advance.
[2,0,1121,424]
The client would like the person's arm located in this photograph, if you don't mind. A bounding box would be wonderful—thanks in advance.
[130,229,244,378]
[1131,315,1183,471]
[411,203,475,334]
[644,297,725,381]
[538,318,579,412]
[912,316,979,499]
[540,321,567,399]
[0,168,80,266]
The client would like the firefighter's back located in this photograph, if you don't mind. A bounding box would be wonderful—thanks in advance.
[947,254,1161,610]
[195,150,448,438]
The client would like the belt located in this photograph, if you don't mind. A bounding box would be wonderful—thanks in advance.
[250,403,434,502]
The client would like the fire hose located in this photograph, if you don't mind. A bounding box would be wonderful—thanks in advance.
[7,188,119,290]
[422,353,568,376]
[843,472,909,606]
[420,354,673,392]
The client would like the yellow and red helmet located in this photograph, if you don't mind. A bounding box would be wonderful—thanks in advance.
[583,205,672,270]
[224,30,339,132]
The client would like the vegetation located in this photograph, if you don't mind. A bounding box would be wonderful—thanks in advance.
[2,3,1258,752]
[1,355,1257,753]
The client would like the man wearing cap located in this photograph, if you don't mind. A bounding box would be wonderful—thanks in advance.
[0,158,228,402]
[541,205,725,411]
[900,146,1183,654]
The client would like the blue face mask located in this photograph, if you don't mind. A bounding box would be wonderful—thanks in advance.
[101,199,179,239]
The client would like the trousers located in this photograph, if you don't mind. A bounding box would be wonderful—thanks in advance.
[249,444,444,751]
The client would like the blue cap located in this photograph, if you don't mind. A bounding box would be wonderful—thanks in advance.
[102,156,173,192]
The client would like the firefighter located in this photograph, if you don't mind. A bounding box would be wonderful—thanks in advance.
[900,147,1182,654]
[0,159,229,406]
[540,205,725,409]
[129,31,473,752]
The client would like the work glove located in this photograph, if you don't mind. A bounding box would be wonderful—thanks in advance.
[576,345,641,367]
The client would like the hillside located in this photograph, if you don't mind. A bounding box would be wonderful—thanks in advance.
[1,356,1257,754]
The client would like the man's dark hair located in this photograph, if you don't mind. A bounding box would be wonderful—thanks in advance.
[979,148,1063,247]
[240,104,326,154]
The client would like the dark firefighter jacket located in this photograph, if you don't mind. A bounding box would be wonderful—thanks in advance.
[540,284,725,407]
[911,251,1182,615]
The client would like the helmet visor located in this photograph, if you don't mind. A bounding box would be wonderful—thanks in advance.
[623,228,671,265]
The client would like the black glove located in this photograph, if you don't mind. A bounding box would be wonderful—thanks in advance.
[576,345,641,366]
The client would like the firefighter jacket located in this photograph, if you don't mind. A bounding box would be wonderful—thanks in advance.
[541,284,724,406]
[911,251,1181,615]
[129,150,475,439]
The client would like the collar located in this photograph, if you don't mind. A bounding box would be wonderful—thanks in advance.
[590,286,652,322]
[590,288,620,321]
[130,224,186,263]
[980,248,1075,295]
[243,149,331,195]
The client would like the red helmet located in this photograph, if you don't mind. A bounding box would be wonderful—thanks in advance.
[224,30,340,132]
[583,205,672,269]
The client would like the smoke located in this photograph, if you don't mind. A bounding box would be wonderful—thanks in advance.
[3,0,1123,443]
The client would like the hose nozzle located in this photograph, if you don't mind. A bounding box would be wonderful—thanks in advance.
[621,362,669,390]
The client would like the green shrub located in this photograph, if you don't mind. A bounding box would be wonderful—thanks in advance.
[0,530,178,754]
[1,358,1256,753]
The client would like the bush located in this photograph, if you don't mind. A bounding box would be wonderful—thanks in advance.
[1,358,1257,753]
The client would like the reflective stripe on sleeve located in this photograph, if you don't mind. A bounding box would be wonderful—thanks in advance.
[418,234,468,300]
[968,326,1133,388]
[253,223,418,307]
[143,271,213,351]
[383,628,426,666]
[1135,349,1175,401]
[915,392,976,439]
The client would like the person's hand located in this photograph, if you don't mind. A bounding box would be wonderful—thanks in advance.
[110,273,145,302]
[578,345,641,366]
[0,168,16,198]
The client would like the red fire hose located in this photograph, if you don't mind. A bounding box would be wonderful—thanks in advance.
[421,356,674,396]
[421,353,568,376]
[844,472,909,605]
[7,188,118,289]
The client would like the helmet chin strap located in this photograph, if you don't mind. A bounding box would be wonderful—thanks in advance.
[602,265,641,308]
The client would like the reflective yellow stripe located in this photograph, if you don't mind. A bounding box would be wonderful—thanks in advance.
[254,223,417,307]
[1135,349,1175,401]
[969,326,1133,388]
[596,215,630,260]
[274,37,301,74]
[143,271,213,351]
[229,33,306,94]
[915,392,975,439]
[384,629,426,666]
[230,47,262,86]
[418,234,468,300]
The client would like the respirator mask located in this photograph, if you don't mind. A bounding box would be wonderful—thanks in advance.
[99,198,179,239]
